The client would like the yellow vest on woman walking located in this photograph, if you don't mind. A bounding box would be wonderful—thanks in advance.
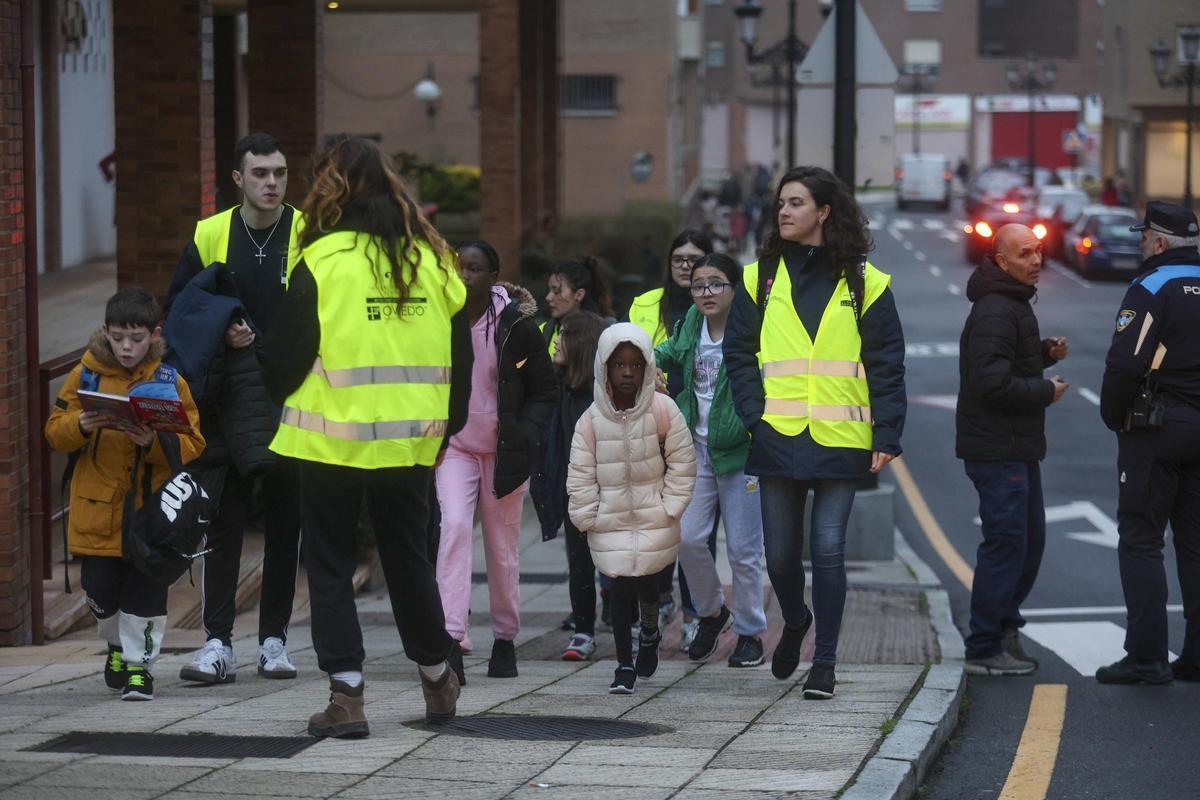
[269,231,466,468]
[743,259,890,449]
[192,205,304,271]
[628,287,668,347]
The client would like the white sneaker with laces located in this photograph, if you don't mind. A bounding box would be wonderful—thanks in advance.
[258,637,297,679]
[561,632,596,662]
[679,618,700,653]
[180,638,237,684]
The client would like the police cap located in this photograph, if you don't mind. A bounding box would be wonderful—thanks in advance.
[1129,201,1199,238]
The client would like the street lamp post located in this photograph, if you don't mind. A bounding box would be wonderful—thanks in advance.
[734,0,805,169]
[899,63,938,156]
[1006,54,1057,188]
[1151,29,1200,210]
[413,62,442,129]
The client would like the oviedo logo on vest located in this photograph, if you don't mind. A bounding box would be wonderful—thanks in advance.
[160,474,206,523]
[366,296,428,321]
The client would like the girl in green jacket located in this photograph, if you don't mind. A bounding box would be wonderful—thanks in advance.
[654,253,768,668]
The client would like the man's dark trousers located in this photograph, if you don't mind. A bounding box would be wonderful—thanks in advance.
[964,460,1046,660]
[1116,402,1200,664]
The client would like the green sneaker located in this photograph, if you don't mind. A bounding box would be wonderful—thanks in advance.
[104,645,124,692]
[122,666,154,701]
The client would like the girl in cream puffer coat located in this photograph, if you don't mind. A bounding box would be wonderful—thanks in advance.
[567,323,696,693]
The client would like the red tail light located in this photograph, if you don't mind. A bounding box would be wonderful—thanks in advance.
[1002,202,1020,214]
[896,168,904,180]
[1076,236,1093,254]
[974,221,994,239]
[943,170,953,181]
[1032,223,1048,240]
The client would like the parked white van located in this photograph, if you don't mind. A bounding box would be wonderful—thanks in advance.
[896,154,951,211]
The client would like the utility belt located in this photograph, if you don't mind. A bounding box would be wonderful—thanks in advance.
[1125,385,1200,431]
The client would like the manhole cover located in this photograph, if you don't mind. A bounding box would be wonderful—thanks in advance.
[28,732,317,759]
[409,715,669,741]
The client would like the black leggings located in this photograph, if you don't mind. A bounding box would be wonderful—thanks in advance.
[565,519,597,635]
[610,574,659,666]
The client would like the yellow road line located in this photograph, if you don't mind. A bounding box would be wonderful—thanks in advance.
[890,456,975,589]
[999,684,1069,800]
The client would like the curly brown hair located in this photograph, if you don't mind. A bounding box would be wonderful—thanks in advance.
[300,136,454,311]
[758,166,873,280]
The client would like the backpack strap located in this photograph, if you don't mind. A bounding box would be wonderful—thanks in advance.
[756,253,781,319]
[79,365,100,393]
[844,256,867,335]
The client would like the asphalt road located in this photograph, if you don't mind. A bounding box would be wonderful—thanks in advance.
[863,198,1199,800]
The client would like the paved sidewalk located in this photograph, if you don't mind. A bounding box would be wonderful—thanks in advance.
[0,500,962,800]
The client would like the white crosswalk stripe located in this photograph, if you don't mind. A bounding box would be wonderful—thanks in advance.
[891,218,915,230]
[1022,621,1178,677]
[922,219,945,230]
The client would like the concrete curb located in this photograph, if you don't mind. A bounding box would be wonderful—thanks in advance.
[840,531,966,800]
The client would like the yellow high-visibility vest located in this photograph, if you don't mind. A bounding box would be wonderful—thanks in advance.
[540,320,559,358]
[628,287,668,347]
[269,231,466,468]
[743,259,890,449]
[192,204,304,274]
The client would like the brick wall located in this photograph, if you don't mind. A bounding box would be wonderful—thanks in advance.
[112,0,214,296]
[479,0,521,279]
[0,0,29,645]
[247,0,323,201]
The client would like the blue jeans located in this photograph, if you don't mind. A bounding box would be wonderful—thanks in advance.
[964,460,1046,660]
[760,477,857,665]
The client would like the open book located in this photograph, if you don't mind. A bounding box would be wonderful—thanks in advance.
[78,381,192,434]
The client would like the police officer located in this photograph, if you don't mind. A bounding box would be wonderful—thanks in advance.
[1097,201,1200,685]
[263,137,466,736]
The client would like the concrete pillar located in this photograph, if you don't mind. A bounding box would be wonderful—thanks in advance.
[113,0,215,295]
[246,0,323,195]
[0,0,30,645]
[479,0,521,281]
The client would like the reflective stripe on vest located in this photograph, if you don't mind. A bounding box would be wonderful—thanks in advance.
[193,205,304,271]
[269,230,466,469]
[628,288,667,347]
[311,356,451,389]
[281,406,446,442]
[744,258,890,449]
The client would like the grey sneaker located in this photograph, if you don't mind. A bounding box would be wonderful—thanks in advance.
[1002,629,1038,668]
[679,617,700,652]
[965,651,1036,676]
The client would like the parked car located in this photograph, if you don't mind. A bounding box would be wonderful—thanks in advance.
[962,197,1047,265]
[966,169,1025,216]
[1036,187,1090,260]
[1063,206,1141,279]
[896,153,951,211]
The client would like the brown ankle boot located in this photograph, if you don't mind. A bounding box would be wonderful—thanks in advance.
[419,665,460,724]
[308,679,369,738]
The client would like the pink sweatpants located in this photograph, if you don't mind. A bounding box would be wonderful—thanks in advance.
[435,447,526,650]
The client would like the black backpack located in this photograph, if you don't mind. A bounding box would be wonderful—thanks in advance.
[121,432,215,588]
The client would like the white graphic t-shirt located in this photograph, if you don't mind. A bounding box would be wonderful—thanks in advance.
[693,318,723,443]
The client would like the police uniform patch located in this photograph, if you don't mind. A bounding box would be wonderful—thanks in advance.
[1116,309,1136,332]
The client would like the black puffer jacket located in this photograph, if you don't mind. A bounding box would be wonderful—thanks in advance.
[493,283,558,498]
[955,261,1058,461]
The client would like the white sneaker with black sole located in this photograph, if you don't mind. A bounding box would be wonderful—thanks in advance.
[180,638,237,684]
[679,618,700,652]
[258,637,297,679]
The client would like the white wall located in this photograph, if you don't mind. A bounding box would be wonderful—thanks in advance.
[700,102,729,176]
[791,86,895,189]
[56,0,116,269]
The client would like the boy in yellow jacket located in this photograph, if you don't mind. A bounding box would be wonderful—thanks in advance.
[46,288,204,700]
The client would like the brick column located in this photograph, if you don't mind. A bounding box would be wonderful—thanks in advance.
[247,0,323,196]
[113,1,214,295]
[518,0,560,246]
[0,0,30,645]
[479,0,521,281]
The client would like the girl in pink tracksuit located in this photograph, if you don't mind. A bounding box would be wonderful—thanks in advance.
[436,242,556,681]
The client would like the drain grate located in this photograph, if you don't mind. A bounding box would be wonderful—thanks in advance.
[409,715,668,741]
[28,732,318,759]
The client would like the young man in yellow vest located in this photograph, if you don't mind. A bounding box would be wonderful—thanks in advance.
[164,133,305,686]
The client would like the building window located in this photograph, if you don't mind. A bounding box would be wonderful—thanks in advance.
[903,39,942,67]
[905,0,942,10]
[706,41,726,68]
[561,75,617,114]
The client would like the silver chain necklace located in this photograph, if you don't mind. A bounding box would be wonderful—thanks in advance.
[240,207,283,265]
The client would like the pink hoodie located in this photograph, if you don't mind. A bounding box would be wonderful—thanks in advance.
[449,284,509,454]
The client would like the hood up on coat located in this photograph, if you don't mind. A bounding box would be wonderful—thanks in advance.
[593,322,657,424]
[85,329,166,376]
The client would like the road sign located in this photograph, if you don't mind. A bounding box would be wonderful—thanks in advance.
[1062,128,1086,154]
[630,151,653,184]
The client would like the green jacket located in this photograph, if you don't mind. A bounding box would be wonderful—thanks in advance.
[654,305,751,476]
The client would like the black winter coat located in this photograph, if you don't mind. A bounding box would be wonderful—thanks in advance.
[955,261,1058,461]
[491,283,558,498]
[530,384,594,541]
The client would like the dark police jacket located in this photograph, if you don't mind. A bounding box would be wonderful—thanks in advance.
[955,261,1058,462]
[1101,246,1200,431]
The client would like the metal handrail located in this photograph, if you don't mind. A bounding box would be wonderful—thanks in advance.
[29,346,85,644]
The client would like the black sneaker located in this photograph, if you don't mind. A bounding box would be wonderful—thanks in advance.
[599,589,612,630]
[1002,628,1039,668]
[728,635,765,668]
[803,662,836,699]
[448,641,467,687]
[772,606,814,680]
[560,613,576,631]
[487,639,518,678]
[104,645,125,692]
[121,666,154,701]
[609,664,636,694]
[635,628,662,679]
[1095,655,1173,685]
[1171,658,1200,682]
[687,606,733,661]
